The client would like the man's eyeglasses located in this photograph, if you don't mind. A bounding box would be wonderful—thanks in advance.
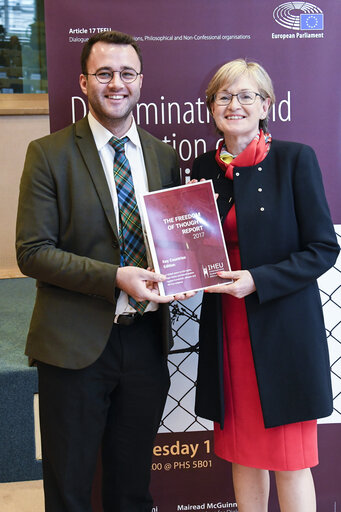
[214,91,264,106]
[85,69,141,84]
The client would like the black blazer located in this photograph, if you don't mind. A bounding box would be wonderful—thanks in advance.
[192,139,340,428]
[16,116,180,369]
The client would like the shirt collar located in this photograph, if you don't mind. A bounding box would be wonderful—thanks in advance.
[88,112,141,151]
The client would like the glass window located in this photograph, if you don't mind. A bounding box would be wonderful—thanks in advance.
[0,0,47,93]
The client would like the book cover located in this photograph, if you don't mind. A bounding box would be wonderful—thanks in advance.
[142,180,231,296]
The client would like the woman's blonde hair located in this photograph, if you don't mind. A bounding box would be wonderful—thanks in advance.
[206,58,276,133]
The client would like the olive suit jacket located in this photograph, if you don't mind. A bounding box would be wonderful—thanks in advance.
[16,116,180,369]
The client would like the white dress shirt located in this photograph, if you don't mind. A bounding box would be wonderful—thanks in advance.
[88,112,158,315]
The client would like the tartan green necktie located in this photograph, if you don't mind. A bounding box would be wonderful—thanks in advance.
[110,136,148,314]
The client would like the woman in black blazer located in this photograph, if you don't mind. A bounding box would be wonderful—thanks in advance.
[191,59,339,512]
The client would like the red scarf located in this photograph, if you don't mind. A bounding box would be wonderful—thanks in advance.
[215,130,271,180]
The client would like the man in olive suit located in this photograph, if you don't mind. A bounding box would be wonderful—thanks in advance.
[16,30,188,512]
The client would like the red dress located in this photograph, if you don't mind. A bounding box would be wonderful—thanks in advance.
[213,204,318,471]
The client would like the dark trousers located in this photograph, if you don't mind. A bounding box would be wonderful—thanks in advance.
[37,312,170,512]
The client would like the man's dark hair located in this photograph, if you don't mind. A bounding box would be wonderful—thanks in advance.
[81,30,143,74]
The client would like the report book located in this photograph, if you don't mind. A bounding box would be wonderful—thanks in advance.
[141,180,231,296]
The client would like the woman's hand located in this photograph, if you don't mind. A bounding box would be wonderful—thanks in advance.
[205,270,256,298]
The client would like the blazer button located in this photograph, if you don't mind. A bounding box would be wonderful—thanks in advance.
[235,172,240,176]
[258,167,262,171]
[258,188,263,192]
[112,240,119,248]
[260,207,265,212]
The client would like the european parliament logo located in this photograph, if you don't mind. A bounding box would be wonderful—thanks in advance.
[273,2,324,31]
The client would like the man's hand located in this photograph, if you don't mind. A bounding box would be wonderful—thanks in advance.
[116,267,196,303]
[145,268,196,302]
[188,178,218,199]
[205,270,256,299]
[116,267,171,303]
[172,290,197,301]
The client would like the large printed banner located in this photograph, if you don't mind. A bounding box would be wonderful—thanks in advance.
[44,1,341,511]
[44,0,341,223]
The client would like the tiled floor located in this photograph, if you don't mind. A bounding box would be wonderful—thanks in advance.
[0,480,44,512]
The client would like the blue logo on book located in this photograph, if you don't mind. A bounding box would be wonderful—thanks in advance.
[300,13,323,30]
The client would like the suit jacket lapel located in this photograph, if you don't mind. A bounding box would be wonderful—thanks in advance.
[138,127,162,191]
[73,121,162,236]
[75,117,119,237]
